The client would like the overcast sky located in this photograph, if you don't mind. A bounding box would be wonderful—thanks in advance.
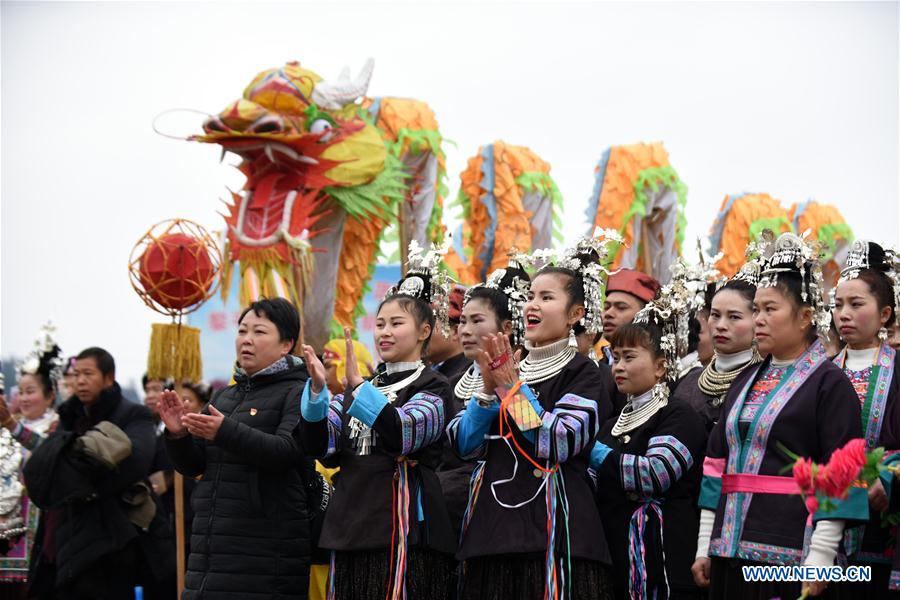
[2,1,898,390]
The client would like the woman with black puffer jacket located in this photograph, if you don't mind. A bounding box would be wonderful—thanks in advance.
[160,297,312,600]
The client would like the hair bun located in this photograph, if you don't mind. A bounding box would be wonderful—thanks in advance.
[17,322,64,385]
[842,240,890,276]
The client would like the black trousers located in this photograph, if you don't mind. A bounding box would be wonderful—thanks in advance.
[29,540,140,600]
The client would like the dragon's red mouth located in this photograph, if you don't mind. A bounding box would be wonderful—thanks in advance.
[232,140,339,192]
[192,122,363,191]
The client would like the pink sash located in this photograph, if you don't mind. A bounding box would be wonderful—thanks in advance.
[721,473,799,495]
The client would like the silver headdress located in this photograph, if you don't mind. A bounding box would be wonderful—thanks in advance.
[757,230,831,338]
[677,238,724,310]
[634,257,706,381]
[385,239,453,337]
[1,324,62,542]
[520,228,624,335]
[834,239,900,316]
[464,258,531,346]
[729,233,770,288]
[17,322,64,387]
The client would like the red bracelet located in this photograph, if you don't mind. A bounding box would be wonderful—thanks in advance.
[489,353,510,370]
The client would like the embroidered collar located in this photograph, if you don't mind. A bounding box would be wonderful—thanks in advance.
[770,356,794,368]
[626,388,654,411]
[386,360,424,375]
[524,337,570,360]
[520,337,576,385]
[715,349,755,373]
[841,346,880,371]
[22,410,57,435]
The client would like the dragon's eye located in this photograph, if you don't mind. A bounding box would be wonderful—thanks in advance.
[309,118,334,142]
[249,115,284,134]
[203,117,228,133]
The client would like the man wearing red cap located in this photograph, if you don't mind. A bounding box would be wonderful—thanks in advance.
[596,269,661,414]
[600,269,661,364]
[428,285,472,380]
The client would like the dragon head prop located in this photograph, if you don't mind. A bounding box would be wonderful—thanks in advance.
[195,60,387,193]
[190,59,448,350]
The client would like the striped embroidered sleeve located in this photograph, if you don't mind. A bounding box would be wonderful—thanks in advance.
[347,382,446,456]
[447,399,499,459]
[516,384,600,463]
[619,435,695,496]
[298,379,343,458]
[11,421,45,451]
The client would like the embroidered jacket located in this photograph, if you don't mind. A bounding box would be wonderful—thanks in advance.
[298,366,456,554]
[448,353,614,563]
[700,341,868,565]
[593,399,707,597]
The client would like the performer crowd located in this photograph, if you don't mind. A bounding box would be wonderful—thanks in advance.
[3,231,900,600]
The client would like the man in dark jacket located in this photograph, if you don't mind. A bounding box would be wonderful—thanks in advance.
[26,347,157,599]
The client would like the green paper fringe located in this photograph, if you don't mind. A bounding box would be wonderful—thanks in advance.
[324,152,409,221]
[515,171,566,244]
[748,217,794,244]
[604,165,688,268]
[815,223,854,261]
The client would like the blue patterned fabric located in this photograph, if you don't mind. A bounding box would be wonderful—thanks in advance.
[618,434,695,497]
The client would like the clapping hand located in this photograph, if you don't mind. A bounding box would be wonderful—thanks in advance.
[163,387,226,441]
[159,390,187,436]
[476,334,521,397]
[484,334,521,389]
[302,345,327,394]
[343,327,364,390]
[182,405,225,441]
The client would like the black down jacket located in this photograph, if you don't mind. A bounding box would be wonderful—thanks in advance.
[25,384,157,593]
[166,359,312,599]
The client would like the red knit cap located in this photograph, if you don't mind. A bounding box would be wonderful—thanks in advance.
[448,285,467,323]
[606,269,660,304]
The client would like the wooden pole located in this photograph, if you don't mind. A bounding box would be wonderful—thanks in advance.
[398,199,409,277]
[174,383,186,599]
[174,472,185,597]
[640,218,653,280]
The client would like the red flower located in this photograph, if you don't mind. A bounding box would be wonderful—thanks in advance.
[823,438,867,499]
[805,494,820,515]
[814,465,844,498]
[793,458,814,494]
[835,438,867,469]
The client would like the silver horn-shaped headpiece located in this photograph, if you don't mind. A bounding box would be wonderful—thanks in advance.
[311,58,375,109]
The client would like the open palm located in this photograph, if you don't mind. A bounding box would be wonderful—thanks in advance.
[302,345,327,394]
[159,389,186,435]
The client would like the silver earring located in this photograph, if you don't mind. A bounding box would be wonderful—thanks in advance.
[651,381,670,403]
[879,327,889,342]
[751,339,762,362]
[568,327,577,348]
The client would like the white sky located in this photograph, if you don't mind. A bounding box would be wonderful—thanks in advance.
[2,0,898,390]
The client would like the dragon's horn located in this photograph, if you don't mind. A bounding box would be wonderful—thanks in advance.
[312,58,375,109]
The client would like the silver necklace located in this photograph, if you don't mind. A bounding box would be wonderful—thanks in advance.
[520,338,576,385]
[611,383,670,439]
[454,367,483,402]
[348,363,427,455]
